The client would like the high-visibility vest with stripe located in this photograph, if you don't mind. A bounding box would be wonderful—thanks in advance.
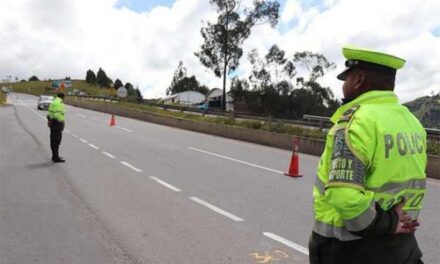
[48,97,65,122]
[313,90,427,241]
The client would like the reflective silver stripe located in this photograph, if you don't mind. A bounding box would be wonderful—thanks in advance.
[313,221,361,241]
[314,176,326,195]
[368,179,426,194]
[344,201,376,232]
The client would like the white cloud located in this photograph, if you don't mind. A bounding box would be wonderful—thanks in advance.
[0,0,439,102]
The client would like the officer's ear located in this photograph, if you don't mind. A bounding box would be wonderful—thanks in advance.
[353,70,366,92]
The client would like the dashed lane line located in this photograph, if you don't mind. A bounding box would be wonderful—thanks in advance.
[149,176,181,192]
[263,232,309,256]
[189,147,284,175]
[88,143,99,150]
[189,197,244,222]
[79,138,88,144]
[102,151,116,159]
[120,161,143,173]
[115,126,133,133]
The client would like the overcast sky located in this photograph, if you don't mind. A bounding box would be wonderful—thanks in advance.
[1,0,439,102]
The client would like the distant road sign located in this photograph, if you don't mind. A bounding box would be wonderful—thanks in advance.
[117,87,128,98]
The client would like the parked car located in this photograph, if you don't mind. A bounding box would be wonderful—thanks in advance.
[37,95,54,110]
[1,86,10,94]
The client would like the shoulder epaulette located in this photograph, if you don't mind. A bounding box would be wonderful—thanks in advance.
[338,104,360,123]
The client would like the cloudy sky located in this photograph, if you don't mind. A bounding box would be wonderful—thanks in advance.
[1,0,439,102]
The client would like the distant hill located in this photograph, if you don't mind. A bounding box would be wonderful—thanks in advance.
[405,93,440,129]
[4,80,114,98]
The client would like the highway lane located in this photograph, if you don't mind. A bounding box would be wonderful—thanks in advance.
[2,93,439,263]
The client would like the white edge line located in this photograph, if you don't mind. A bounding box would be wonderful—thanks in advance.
[149,176,181,192]
[71,134,78,138]
[88,143,99,150]
[120,161,143,173]
[189,197,244,222]
[188,147,284,175]
[79,138,88,144]
[115,126,133,133]
[102,151,115,159]
[263,232,309,256]
[77,114,87,118]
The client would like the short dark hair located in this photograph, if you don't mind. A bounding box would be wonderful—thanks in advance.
[362,69,396,91]
[57,92,65,98]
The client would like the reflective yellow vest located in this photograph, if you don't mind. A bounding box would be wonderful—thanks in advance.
[313,90,427,240]
[48,97,65,122]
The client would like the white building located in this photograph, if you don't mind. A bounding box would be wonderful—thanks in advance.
[206,88,234,111]
[161,91,206,105]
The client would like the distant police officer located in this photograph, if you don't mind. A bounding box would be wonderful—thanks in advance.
[47,92,66,163]
[309,45,427,264]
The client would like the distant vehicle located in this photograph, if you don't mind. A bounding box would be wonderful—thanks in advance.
[197,103,209,111]
[1,86,10,94]
[37,95,54,110]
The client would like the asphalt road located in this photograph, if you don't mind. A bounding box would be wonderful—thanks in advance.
[1,93,439,264]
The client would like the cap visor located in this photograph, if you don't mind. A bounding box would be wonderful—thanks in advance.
[337,68,351,81]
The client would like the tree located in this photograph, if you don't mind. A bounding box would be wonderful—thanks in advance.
[114,79,123,89]
[195,0,280,110]
[29,75,39,81]
[230,77,249,101]
[86,70,96,83]
[96,68,112,87]
[124,82,134,91]
[168,75,209,95]
[167,61,187,95]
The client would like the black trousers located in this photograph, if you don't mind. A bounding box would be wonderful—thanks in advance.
[50,126,63,159]
[309,232,424,264]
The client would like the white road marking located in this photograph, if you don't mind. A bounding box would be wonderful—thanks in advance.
[20,101,47,120]
[88,143,99,150]
[102,151,116,159]
[80,138,88,144]
[115,126,133,133]
[263,232,309,256]
[120,161,143,172]
[77,114,87,119]
[189,147,284,175]
[189,197,244,222]
[149,176,181,192]
[71,133,78,138]
[65,130,70,134]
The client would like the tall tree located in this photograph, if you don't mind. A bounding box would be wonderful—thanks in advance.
[167,61,187,95]
[114,79,123,89]
[195,0,280,110]
[29,75,39,81]
[96,68,112,87]
[168,75,209,95]
[86,69,96,84]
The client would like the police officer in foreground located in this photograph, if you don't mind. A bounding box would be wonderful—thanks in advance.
[47,92,66,163]
[309,45,427,264]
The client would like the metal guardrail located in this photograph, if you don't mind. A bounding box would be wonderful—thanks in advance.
[70,95,439,138]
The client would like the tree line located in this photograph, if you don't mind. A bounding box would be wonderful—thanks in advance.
[168,0,340,118]
[86,68,142,101]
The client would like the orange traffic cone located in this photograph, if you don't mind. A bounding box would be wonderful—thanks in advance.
[285,138,302,177]
[110,114,116,126]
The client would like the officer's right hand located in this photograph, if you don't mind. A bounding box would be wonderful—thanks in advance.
[393,199,420,234]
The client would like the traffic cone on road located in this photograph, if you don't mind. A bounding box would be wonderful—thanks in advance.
[285,138,302,177]
[110,114,116,126]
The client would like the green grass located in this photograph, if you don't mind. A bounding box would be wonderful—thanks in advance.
[427,141,440,156]
[0,92,6,104]
[5,80,114,97]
